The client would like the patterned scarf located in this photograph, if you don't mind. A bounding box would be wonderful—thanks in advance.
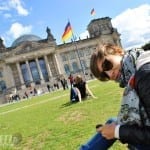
[117,48,148,126]
[117,48,144,88]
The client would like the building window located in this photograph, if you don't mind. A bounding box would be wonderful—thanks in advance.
[38,58,49,82]
[72,62,79,73]
[20,63,30,84]
[0,71,3,77]
[29,60,40,84]
[78,50,84,57]
[85,49,91,56]
[0,80,6,93]
[69,51,76,60]
[64,64,70,75]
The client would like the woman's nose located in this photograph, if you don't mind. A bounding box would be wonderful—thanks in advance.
[105,70,114,79]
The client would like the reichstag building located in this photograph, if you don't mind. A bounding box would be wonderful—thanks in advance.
[0,17,122,103]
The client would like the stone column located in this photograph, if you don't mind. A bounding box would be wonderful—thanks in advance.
[35,58,44,83]
[25,60,34,86]
[16,62,26,89]
[54,54,61,74]
[44,55,52,78]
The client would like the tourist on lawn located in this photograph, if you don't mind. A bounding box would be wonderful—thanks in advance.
[80,43,150,150]
[60,78,69,90]
[47,84,51,92]
[70,75,96,103]
[68,74,74,87]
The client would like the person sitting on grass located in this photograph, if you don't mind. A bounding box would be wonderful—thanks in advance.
[70,75,96,103]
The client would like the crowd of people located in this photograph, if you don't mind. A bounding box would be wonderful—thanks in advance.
[7,74,95,104]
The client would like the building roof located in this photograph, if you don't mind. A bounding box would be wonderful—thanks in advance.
[12,34,42,47]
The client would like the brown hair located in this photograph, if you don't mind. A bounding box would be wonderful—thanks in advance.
[75,75,82,84]
[90,43,124,81]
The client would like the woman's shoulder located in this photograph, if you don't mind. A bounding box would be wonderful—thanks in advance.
[135,62,150,83]
[125,48,144,60]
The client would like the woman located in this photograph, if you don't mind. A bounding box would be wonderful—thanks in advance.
[80,44,150,149]
[70,75,96,103]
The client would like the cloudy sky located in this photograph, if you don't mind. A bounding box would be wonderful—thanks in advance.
[0,0,150,49]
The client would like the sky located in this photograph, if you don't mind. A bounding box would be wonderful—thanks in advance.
[0,0,150,49]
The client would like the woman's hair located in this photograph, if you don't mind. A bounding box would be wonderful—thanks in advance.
[90,43,124,81]
[75,75,83,84]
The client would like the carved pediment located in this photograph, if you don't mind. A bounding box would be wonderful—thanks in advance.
[14,41,42,55]
[13,41,55,55]
[15,42,32,55]
[15,43,32,55]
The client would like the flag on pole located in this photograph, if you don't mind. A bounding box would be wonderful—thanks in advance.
[62,21,73,42]
[91,8,96,16]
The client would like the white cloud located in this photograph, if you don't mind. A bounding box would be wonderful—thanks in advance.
[9,0,29,16]
[8,22,32,39]
[79,30,89,40]
[0,0,29,16]
[112,4,150,49]
[4,13,12,18]
[78,4,150,49]
[0,4,9,11]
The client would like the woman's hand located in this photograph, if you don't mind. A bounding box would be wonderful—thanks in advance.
[92,96,98,99]
[98,123,116,139]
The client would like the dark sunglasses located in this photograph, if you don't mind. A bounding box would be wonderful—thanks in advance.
[102,59,113,71]
[99,59,113,81]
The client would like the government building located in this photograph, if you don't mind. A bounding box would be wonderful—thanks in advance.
[0,17,122,104]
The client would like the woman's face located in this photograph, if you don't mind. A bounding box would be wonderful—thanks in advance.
[97,54,122,81]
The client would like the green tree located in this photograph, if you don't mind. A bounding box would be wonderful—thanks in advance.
[142,42,150,51]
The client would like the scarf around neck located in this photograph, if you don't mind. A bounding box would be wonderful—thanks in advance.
[117,48,144,88]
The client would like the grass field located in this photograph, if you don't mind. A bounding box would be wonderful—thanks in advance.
[0,80,128,150]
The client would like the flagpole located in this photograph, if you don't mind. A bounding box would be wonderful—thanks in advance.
[62,20,86,80]
[71,33,86,80]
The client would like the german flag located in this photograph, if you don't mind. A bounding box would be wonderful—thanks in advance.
[91,8,96,16]
[62,21,73,42]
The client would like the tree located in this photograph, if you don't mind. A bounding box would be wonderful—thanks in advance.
[142,42,150,51]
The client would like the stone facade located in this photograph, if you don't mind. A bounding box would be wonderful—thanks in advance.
[0,17,122,104]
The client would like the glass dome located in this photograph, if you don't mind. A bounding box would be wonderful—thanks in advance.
[12,34,42,47]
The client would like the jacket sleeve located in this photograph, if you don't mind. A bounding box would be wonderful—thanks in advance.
[119,124,150,145]
[119,63,150,145]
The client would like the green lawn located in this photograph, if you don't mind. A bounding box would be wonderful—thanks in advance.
[0,80,128,150]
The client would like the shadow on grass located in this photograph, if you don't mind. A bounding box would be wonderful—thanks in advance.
[61,101,79,108]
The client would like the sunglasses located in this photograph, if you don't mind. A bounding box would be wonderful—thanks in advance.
[99,59,113,81]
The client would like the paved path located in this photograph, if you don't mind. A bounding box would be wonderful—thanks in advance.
[0,93,69,115]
